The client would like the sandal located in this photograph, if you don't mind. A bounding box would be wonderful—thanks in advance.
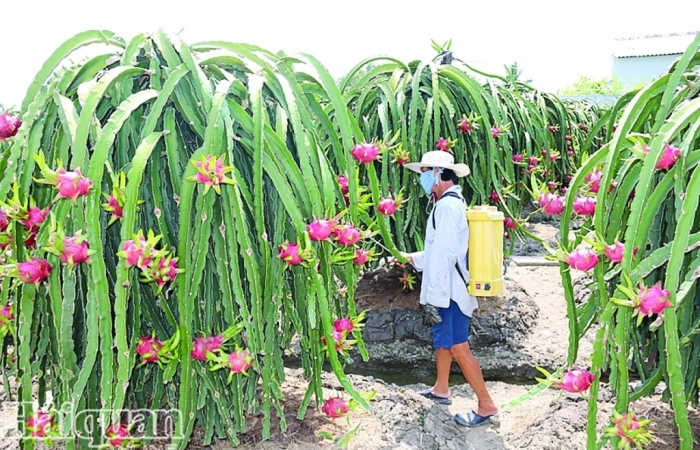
[417,389,452,405]
[454,410,499,427]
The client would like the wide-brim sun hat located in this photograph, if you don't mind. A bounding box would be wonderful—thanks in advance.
[404,151,471,177]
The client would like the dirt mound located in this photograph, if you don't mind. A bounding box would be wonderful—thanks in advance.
[349,265,542,380]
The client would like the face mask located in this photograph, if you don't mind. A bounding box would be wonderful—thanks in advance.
[420,169,441,196]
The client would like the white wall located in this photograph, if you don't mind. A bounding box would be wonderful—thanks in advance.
[612,54,680,88]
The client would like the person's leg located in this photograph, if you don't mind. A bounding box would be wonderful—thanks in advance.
[419,304,454,402]
[445,303,498,419]
[451,341,498,416]
[431,348,452,398]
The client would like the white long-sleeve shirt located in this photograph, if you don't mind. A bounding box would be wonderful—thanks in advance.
[409,185,479,318]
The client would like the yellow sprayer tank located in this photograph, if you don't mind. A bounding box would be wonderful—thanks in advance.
[465,205,504,297]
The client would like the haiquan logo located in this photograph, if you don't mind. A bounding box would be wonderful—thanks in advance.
[1,402,183,448]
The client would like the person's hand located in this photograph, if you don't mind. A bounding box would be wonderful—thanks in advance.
[400,252,414,264]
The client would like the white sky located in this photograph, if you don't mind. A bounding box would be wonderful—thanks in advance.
[1,0,699,108]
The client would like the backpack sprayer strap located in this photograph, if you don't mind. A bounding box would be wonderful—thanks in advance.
[430,191,468,284]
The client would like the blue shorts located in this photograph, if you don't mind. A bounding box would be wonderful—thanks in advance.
[432,300,471,350]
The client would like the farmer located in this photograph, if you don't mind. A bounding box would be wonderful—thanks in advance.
[401,150,499,427]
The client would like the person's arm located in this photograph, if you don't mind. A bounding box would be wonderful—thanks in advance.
[424,203,460,304]
[400,251,425,271]
[408,251,425,271]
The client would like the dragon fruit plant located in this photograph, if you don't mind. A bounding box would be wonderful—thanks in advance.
[0,29,603,449]
[548,38,700,450]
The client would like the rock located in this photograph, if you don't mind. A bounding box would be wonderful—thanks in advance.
[364,312,396,342]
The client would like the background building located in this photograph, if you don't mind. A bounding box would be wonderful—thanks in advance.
[612,31,699,89]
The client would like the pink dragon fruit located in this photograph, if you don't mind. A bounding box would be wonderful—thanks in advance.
[541,149,547,157]
[565,248,599,272]
[565,135,572,142]
[228,349,254,374]
[321,329,347,351]
[353,248,370,265]
[351,142,380,163]
[337,174,349,195]
[512,154,523,163]
[26,411,53,438]
[548,125,558,133]
[60,234,91,267]
[17,258,52,285]
[573,196,596,216]
[154,257,180,288]
[604,240,624,263]
[436,137,453,151]
[0,209,8,232]
[322,397,349,419]
[548,182,557,191]
[105,423,131,447]
[550,152,558,162]
[192,335,224,361]
[55,168,93,200]
[189,154,235,195]
[307,217,334,241]
[608,412,649,447]
[554,369,595,393]
[0,304,13,324]
[120,235,151,269]
[490,190,500,203]
[457,117,473,133]
[491,128,500,139]
[334,318,354,334]
[136,336,163,363]
[278,242,304,266]
[504,218,517,229]
[528,156,538,166]
[103,194,124,223]
[656,144,681,170]
[585,170,604,193]
[334,225,362,246]
[19,206,48,231]
[0,112,21,140]
[537,193,564,215]
[567,150,574,158]
[391,147,410,165]
[637,284,671,317]
[377,197,398,216]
